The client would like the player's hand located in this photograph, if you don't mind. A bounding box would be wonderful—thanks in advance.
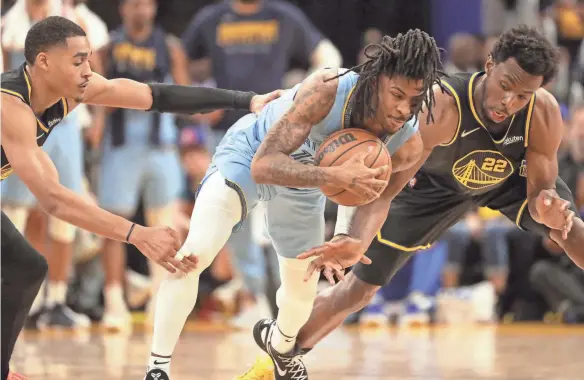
[250,90,284,114]
[332,148,390,200]
[129,225,198,274]
[535,189,575,240]
[297,235,372,285]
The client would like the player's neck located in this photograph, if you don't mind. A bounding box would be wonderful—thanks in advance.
[25,65,62,115]
[231,0,263,15]
[124,23,154,44]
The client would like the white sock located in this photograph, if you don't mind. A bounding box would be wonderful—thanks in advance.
[46,281,67,308]
[149,171,242,359]
[270,256,320,355]
[105,284,127,313]
[148,354,171,373]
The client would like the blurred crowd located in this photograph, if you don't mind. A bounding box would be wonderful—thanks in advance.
[1,0,583,333]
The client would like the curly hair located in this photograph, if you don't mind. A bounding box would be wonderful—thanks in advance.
[490,25,559,86]
[330,29,444,124]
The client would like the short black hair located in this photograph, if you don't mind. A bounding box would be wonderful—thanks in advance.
[490,25,559,86]
[24,16,86,65]
[332,29,443,125]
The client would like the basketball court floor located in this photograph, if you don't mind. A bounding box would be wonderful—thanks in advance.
[11,322,584,379]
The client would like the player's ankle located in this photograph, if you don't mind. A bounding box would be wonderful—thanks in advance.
[149,353,171,371]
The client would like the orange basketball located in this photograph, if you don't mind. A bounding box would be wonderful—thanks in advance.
[315,128,392,206]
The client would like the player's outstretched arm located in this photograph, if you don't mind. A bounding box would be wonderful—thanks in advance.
[298,85,459,281]
[525,90,575,239]
[1,95,195,274]
[74,72,281,115]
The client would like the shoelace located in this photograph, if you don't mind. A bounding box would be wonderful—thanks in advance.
[282,355,307,380]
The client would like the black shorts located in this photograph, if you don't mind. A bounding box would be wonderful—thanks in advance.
[352,172,579,286]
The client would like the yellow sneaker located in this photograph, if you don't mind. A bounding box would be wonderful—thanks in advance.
[235,355,274,380]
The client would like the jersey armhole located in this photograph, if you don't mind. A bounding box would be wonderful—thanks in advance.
[438,80,462,147]
[523,94,536,148]
[1,88,27,103]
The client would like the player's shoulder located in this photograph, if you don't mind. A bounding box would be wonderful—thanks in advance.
[529,87,561,128]
[1,92,36,127]
[534,86,559,111]
[1,66,29,103]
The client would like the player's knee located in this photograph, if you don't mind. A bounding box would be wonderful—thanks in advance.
[48,217,77,243]
[180,239,216,272]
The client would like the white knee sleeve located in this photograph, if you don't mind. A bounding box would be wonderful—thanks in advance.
[179,171,243,271]
[2,206,30,233]
[48,216,77,243]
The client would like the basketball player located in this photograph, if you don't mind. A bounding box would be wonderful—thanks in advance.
[96,0,194,332]
[238,25,584,379]
[145,29,443,380]
[0,16,280,380]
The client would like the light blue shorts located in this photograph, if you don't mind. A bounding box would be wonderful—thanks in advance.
[202,115,326,259]
[1,116,83,207]
[98,143,182,216]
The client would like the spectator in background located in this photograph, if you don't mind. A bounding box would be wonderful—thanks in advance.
[180,0,342,328]
[1,0,100,329]
[561,104,584,212]
[443,32,480,75]
[442,209,510,294]
[93,0,189,331]
[529,236,584,323]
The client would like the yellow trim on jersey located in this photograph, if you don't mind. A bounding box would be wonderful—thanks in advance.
[23,66,32,100]
[515,199,529,230]
[36,120,49,133]
[62,97,69,117]
[341,85,356,130]
[523,95,536,147]
[376,231,432,252]
[467,72,516,144]
[1,88,26,102]
[438,80,462,146]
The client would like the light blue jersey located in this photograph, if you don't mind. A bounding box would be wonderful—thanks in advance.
[204,69,419,258]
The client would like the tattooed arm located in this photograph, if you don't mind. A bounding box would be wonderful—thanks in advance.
[251,69,339,187]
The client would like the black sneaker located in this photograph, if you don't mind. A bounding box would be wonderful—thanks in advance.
[144,368,170,380]
[252,319,308,380]
[45,304,91,328]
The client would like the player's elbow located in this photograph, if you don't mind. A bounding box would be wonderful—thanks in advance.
[37,183,64,217]
[250,156,271,184]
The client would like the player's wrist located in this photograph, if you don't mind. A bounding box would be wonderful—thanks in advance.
[321,166,344,186]
[126,224,144,245]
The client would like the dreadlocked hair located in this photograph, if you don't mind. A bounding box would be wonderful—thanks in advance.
[329,29,444,125]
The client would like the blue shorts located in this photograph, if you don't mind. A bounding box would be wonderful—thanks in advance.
[2,117,84,207]
[98,143,182,215]
[202,114,326,259]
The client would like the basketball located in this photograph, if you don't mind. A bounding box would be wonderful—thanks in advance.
[315,128,392,206]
